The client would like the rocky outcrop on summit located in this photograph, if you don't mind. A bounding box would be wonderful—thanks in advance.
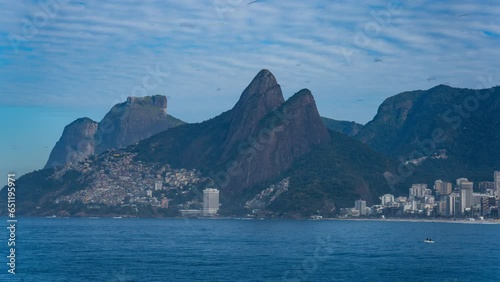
[95,95,181,154]
[44,95,184,168]
[44,118,98,168]
[224,69,285,149]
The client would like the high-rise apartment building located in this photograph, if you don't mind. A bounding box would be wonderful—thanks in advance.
[478,181,495,193]
[380,194,395,207]
[456,178,468,186]
[409,184,431,200]
[446,193,459,217]
[434,180,452,195]
[494,171,500,196]
[355,199,367,216]
[459,181,473,215]
[203,188,220,216]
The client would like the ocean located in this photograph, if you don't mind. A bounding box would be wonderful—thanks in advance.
[1,218,499,281]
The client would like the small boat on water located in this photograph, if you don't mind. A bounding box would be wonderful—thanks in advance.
[424,239,435,243]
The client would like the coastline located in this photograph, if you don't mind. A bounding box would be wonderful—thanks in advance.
[321,217,500,224]
[3,215,500,224]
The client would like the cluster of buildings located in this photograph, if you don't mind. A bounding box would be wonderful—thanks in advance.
[245,178,289,210]
[342,171,500,219]
[54,150,212,211]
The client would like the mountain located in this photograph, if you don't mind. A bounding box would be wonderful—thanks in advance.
[321,117,362,136]
[223,68,285,150]
[3,69,344,217]
[356,85,500,181]
[95,95,184,154]
[5,72,497,218]
[44,95,184,168]
[265,130,396,216]
[44,118,98,168]
[133,70,331,195]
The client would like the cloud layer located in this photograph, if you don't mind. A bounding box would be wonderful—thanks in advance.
[1,0,500,123]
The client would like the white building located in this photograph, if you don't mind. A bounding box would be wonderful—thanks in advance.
[446,193,459,217]
[203,188,220,216]
[494,171,500,197]
[456,178,469,186]
[437,200,447,216]
[424,195,435,205]
[459,181,473,214]
[355,199,367,216]
[154,181,163,191]
[409,184,431,199]
[380,194,395,207]
[434,180,452,195]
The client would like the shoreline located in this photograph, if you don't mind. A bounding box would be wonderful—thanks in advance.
[2,215,500,224]
[321,217,500,224]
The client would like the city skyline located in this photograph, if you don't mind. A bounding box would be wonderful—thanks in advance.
[346,171,500,219]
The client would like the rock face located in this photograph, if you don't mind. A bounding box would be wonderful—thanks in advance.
[95,95,177,154]
[321,117,362,136]
[224,69,285,149]
[225,88,331,192]
[135,70,331,193]
[355,89,423,155]
[45,118,98,168]
[356,85,500,180]
[44,95,184,168]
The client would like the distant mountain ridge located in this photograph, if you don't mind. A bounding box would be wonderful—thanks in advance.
[356,85,500,181]
[45,95,184,168]
[6,69,393,217]
[321,117,362,136]
[3,72,499,218]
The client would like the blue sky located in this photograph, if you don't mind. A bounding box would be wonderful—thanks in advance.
[1,0,500,176]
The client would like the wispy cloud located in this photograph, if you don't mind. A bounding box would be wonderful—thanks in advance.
[1,0,499,123]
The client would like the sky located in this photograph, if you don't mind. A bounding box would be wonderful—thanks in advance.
[1,0,500,177]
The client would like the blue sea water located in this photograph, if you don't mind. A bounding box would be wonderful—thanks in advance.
[1,218,499,282]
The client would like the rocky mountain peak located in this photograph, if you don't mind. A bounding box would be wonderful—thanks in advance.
[279,89,331,145]
[45,95,184,168]
[44,117,98,168]
[225,69,285,147]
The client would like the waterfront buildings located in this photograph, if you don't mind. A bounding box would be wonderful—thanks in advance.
[459,181,474,215]
[446,193,460,217]
[456,178,469,186]
[409,184,431,199]
[434,180,452,196]
[478,181,494,193]
[348,171,499,219]
[355,199,367,216]
[380,194,395,207]
[495,171,500,196]
[203,188,220,216]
